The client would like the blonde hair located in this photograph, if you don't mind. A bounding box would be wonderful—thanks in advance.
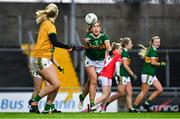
[111,42,122,51]
[119,37,131,48]
[150,35,160,46]
[36,3,59,24]
[138,44,147,59]
[138,36,160,59]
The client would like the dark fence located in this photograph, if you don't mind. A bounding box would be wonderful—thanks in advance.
[0,49,32,89]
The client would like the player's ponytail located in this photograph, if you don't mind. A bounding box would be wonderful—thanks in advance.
[138,44,147,59]
[36,10,47,24]
[120,37,131,48]
[119,38,124,44]
[138,35,160,59]
[111,42,121,51]
[36,3,59,24]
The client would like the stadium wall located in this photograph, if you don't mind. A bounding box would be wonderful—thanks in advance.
[0,3,180,48]
[0,3,180,87]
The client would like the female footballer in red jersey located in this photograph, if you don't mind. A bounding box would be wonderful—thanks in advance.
[103,37,137,112]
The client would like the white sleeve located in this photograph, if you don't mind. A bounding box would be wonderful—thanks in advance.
[115,62,121,76]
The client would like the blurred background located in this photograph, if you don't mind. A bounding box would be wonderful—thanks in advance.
[0,0,180,112]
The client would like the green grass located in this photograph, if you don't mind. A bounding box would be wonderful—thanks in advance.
[0,112,180,118]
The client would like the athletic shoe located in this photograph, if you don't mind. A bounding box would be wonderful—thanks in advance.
[29,100,40,113]
[129,108,137,112]
[143,103,152,112]
[43,104,61,114]
[28,99,33,105]
[87,104,97,112]
[51,108,62,113]
[43,108,62,114]
[100,104,107,112]
[129,107,140,112]
[78,94,84,109]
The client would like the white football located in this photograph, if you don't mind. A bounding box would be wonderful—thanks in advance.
[85,13,98,25]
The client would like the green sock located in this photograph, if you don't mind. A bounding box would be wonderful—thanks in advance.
[33,95,41,102]
[50,104,55,110]
[133,104,139,109]
[44,104,51,111]
[90,99,94,107]
[80,94,86,101]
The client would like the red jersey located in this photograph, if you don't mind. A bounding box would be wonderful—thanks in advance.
[100,50,122,79]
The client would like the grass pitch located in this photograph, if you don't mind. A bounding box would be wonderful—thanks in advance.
[0,112,180,119]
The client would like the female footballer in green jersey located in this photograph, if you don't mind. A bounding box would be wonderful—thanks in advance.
[132,36,166,112]
[79,20,111,111]
[29,3,83,113]
[103,37,137,112]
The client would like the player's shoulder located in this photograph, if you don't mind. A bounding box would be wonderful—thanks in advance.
[122,48,128,54]
[86,32,94,37]
[100,32,108,37]
[42,19,54,26]
[42,19,50,24]
[149,46,157,52]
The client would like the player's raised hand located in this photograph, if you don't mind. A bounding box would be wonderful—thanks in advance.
[160,61,166,67]
[131,74,138,81]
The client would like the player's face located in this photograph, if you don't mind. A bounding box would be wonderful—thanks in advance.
[127,40,133,50]
[153,38,160,48]
[91,22,101,36]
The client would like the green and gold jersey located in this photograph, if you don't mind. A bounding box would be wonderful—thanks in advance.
[85,32,109,60]
[142,46,158,76]
[120,48,131,77]
[32,19,56,59]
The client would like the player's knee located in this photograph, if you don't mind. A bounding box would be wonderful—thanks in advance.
[55,83,60,90]
[157,88,163,94]
[104,93,110,99]
[53,81,60,90]
[118,90,125,96]
[140,91,147,97]
[127,90,132,96]
[90,80,97,86]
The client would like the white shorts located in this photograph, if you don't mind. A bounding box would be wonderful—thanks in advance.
[120,76,131,85]
[98,76,112,86]
[84,56,104,74]
[30,57,53,79]
[30,69,42,79]
[141,74,158,85]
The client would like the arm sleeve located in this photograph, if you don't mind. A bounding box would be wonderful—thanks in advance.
[103,33,109,42]
[48,33,71,49]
